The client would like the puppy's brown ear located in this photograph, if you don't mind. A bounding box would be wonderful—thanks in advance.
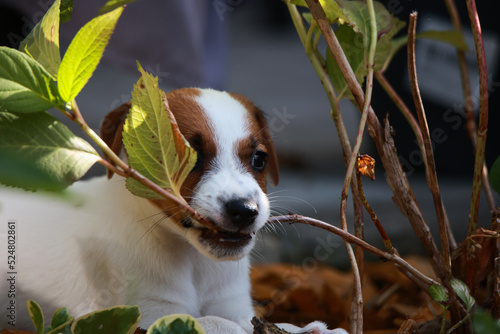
[100,102,131,179]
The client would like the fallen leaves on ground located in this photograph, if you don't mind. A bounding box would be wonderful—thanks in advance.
[251,255,445,334]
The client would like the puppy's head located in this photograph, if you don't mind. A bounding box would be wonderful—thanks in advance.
[101,88,279,261]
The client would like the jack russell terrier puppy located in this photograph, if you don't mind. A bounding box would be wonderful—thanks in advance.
[0,88,347,333]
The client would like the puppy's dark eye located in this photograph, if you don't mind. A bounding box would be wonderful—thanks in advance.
[192,148,203,171]
[251,151,267,172]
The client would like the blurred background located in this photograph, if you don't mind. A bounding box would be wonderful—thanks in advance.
[1,0,499,268]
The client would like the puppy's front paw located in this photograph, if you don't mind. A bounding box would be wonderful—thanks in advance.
[276,321,348,334]
[299,321,348,334]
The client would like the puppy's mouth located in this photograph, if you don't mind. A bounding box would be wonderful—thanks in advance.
[182,217,254,250]
[201,228,253,246]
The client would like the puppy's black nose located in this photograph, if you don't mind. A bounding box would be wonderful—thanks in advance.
[225,199,258,228]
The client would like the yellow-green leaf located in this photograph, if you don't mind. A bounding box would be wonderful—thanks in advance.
[123,63,197,200]
[292,0,348,24]
[58,6,123,102]
[19,0,61,79]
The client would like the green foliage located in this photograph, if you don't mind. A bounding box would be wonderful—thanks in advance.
[473,308,500,333]
[0,47,63,113]
[27,300,45,334]
[99,0,139,15]
[489,155,500,195]
[71,305,141,334]
[19,0,61,79]
[123,63,197,200]
[450,279,475,312]
[147,314,205,334]
[58,6,123,102]
[0,111,100,188]
[292,0,348,23]
[46,307,74,334]
[0,148,66,192]
[316,0,469,103]
[324,0,405,101]
[26,300,204,334]
[60,0,74,23]
[428,284,449,304]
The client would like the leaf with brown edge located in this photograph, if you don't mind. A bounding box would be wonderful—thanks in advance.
[122,62,197,201]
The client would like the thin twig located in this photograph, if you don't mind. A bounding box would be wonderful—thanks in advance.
[60,101,218,231]
[466,0,489,245]
[444,0,495,214]
[356,171,395,253]
[407,12,453,283]
[374,71,427,171]
[268,215,440,288]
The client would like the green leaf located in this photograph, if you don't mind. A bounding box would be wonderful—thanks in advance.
[0,111,100,188]
[27,300,45,334]
[19,0,61,79]
[490,155,500,195]
[325,1,405,102]
[326,24,366,100]
[451,278,475,311]
[0,148,66,192]
[291,0,348,24]
[50,308,70,328]
[58,6,123,102]
[60,0,74,23]
[0,47,62,113]
[71,305,140,334]
[99,0,138,15]
[147,314,205,334]
[428,284,449,303]
[473,308,500,334]
[123,63,197,200]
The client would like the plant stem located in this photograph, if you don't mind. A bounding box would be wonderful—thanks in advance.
[446,313,470,334]
[374,71,427,171]
[288,3,365,331]
[357,171,395,253]
[444,0,496,214]
[407,12,453,283]
[268,215,440,288]
[466,0,489,245]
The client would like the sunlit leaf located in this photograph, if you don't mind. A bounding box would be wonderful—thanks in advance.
[58,6,123,102]
[19,0,61,79]
[0,111,100,188]
[123,63,197,200]
[99,0,138,15]
[291,0,348,24]
[0,47,62,113]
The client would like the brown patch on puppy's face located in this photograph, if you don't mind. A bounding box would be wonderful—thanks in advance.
[230,93,279,191]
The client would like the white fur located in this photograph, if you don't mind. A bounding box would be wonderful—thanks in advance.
[0,89,347,333]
